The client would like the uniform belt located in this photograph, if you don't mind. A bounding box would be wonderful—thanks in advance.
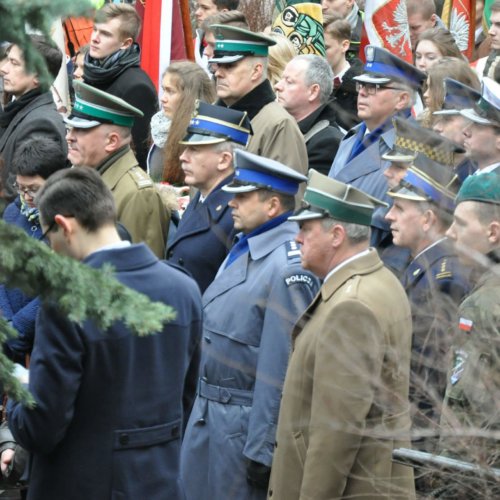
[198,378,253,406]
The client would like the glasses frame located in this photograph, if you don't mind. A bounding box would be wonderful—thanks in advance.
[12,182,41,199]
[355,81,406,95]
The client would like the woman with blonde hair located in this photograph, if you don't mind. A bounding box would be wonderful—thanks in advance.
[265,32,297,90]
[148,61,216,183]
[414,27,463,72]
[418,57,480,127]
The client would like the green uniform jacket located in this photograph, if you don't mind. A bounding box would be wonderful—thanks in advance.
[440,262,500,465]
[98,148,169,258]
[269,249,415,500]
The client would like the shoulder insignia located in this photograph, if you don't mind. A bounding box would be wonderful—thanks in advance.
[286,240,301,261]
[435,258,453,280]
[216,204,222,212]
[129,167,153,189]
[413,268,421,276]
[285,274,314,288]
[458,317,473,332]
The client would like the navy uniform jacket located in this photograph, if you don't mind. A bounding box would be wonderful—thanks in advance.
[401,238,470,436]
[8,244,202,500]
[167,176,235,293]
[180,220,320,500]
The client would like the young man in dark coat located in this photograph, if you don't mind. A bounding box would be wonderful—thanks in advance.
[83,3,158,170]
[0,35,67,202]
[5,167,202,500]
[167,102,252,293]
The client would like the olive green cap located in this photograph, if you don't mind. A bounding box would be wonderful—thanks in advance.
[456,173,500,205]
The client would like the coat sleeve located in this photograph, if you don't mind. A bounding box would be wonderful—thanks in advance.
[299,299,384,499]
[5,297,40,358]
[306,127,342,176]
[243,266,318,466]
[119,188,169,259]
[7,304,84,454]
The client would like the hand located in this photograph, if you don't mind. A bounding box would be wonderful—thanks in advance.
[13,364,29,384]
[0,448,15,476]
[246,459,271,490]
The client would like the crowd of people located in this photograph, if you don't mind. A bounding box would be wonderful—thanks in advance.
[0,0,499,498]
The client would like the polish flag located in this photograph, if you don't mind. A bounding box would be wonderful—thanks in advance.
[360,0,413,63]
[137,0,194,91]
[441,0,475,61]
[459,317,473,332]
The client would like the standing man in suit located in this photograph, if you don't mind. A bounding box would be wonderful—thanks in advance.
[0,35,67,202]
[328,45,425,247]
[167,102,252,293]
[6,167,202,500]
[180,150,319,500]
[84,3,158,170]
[268,170,415,499]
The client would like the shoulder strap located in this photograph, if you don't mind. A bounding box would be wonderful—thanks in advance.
[303,119,330,143]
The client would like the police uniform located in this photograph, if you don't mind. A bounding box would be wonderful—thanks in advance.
[388,144,471,450]
[65,81,169,258]
[269,170,415,499]
[167,102,252,293]
[180,150,320,500]
[440,174,500,478]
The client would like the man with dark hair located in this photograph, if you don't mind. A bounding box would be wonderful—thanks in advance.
[65,81,169,258]
[83,3,158,170]
[0,35,67,202]
[167,102,252,293]
[180,150,319,500]
[406,0,439,48]
[5,167,202,500]
[275,54,343,175]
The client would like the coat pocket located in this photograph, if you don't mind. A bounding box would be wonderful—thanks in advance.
[292,430,307,468]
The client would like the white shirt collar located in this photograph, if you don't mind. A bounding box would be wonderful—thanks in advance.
[324,248,372,283]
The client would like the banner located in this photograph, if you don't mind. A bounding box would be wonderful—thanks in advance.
[441,0,475,60]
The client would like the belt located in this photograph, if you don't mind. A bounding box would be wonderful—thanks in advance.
[198,378,253,406]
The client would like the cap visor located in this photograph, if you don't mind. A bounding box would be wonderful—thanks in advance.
[222,183,259,193]
[433,109,461,116]
[460,108,493,125]
[209,54,245,64]
[288,208,326,222]
[64,115,101,129]
[354,74,391,85]
[388,185,427,201]
[179,133,226,146]
[381,152,416,163]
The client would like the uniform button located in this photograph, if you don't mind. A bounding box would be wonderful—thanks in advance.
[269,489,273,497]
[171,425,180,437]
[204,336,211,343]
[197,418,206,425]
[119,433,129,446]
[178,258,184,265]
[168,251,173,258]
[274,441,277,448]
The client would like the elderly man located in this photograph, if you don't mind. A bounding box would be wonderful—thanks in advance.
[180,150,319,500]
[275,54,343,175]
[437,173,500,497]
[167,101,252,292]
[328,45,425,248]
[268,170,415,499]
[0,35,67,202]
[208,25,308,195]
[65,81,169,258]
[83,3,157,169]
[5,167,202,500]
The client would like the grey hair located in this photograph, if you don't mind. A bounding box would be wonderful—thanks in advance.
[320,217,371,244]
[295,54,333,104]
[212,140,244,164]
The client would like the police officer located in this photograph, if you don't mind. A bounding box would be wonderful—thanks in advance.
[65,81,169,258]
[438,173,500,497]
[180,150,320,500]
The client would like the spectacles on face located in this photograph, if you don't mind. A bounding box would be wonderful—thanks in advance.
[39,219,57,242]
[13,182,42,198]
[355,82,406,95]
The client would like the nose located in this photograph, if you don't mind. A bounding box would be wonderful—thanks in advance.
[228,198,237,208]
[462,123,472,138]
[445,222,456,241]
[295,230,304,245]
[384,206,395,222]
[275,79,284,93]
[179,149,188,162]
[66,128,75,142]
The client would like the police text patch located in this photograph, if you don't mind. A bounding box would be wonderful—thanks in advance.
[285,274,314,287]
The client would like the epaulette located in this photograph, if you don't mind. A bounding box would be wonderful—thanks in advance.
[435,258,453,280]
[286,240,301,262]
[129,166,154,189]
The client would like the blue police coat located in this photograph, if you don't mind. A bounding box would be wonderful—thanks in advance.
[8,244,202,500]
[401,238,471,435]
[167,176,235,293]
[180,220,319,500]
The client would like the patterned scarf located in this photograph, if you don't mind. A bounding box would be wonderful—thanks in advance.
[20,195,40,225]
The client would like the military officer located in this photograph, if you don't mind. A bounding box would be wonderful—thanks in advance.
[385,134,471,455]
[167,101,252,293]
[65,81,169,258]
[440,174,500,472]
[180,150,320,500]
[268,170,415,499]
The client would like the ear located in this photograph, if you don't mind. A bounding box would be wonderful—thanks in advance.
[488,220,500,245]
[54,214,75,239]
[330,223,346,248]
[421,208,438,233]
[394,90,411,111]
[104,130,122,153]
[341,39,350,53]
[308,83,321,103]
[217,150,233,172]
[250,61,265,82]
[121,37,134,49]
[266,195,282,218]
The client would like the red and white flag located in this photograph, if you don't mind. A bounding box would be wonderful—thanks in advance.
[361,0,413,63]
[441,0,475,61]
[137,0,194,91]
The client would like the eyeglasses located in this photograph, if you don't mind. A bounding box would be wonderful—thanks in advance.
[13,182,42,198]
[39,219,57,241]
[355,82,406,95]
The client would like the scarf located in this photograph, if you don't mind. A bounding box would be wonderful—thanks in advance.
[0,88,42,128]
[20,195,40,225]
[150,111,171,148]
[224,212,292,268]
[83,44,141,87]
